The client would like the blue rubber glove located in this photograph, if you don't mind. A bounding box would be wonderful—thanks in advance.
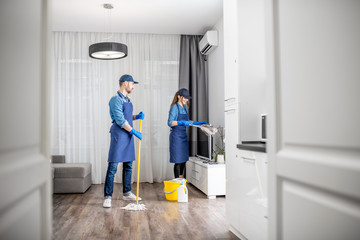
[192,121,208,125]
[135,112,145,120]
[130,129,143,140]
[177,121,192,126]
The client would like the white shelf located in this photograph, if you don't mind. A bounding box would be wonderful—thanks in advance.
[186,157,226,199]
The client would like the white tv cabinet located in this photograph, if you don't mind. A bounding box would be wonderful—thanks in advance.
[186,157,226,199]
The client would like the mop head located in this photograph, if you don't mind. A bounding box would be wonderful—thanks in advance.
[121,202,146,211]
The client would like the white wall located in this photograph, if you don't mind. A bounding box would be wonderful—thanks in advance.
[208,16,225,151]
[209,1,266,145]
[238,0,267,141]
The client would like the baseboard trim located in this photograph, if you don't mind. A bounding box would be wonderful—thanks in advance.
[229,225,248,240]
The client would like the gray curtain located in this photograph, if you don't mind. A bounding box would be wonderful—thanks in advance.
[179,35,209,157]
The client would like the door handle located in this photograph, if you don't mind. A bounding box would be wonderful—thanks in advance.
[224,97,236,102]
[241,156,256,162]
[224,109,236,113]
[192,176,200,181]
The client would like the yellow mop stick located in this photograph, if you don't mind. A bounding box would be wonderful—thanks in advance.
[136,119,142,203]
[120,119,145,211]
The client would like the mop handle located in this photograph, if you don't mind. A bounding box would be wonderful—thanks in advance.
[136,119,142,203]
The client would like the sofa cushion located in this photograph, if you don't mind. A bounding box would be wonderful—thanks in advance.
[52,155,66,163]
[53,174,92,193]
[52,163,91,178]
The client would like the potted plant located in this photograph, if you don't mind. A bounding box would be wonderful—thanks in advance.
[214,126,225,164]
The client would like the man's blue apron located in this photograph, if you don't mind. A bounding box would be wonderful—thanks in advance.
[107,94,135,163]
[169,103,189,163]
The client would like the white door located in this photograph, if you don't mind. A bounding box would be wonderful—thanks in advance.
[0,0,52,239]
[266,0,360,239]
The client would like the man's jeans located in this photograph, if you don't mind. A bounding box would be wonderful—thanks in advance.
[104,161,133,198]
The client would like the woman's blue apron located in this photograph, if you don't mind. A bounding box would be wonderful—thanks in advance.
[107,94,135,163]
[169,103,189,163]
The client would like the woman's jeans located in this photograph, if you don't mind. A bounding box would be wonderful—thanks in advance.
[104,161,133,198]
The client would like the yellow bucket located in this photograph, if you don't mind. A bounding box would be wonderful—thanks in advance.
[163,179,187,201]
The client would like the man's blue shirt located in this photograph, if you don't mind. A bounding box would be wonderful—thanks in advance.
[109,91,130,128]
[168,103,188,127]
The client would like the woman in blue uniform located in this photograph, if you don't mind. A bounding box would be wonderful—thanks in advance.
[167,88,207,178]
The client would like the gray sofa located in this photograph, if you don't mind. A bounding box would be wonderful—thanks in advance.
[51,155,92,193]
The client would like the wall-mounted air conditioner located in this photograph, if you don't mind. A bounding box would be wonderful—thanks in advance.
[199,30,218,55]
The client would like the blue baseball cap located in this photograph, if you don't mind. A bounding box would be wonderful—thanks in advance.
[177,88,192,99]
[119,74,138,84]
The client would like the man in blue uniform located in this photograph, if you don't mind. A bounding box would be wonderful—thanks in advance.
[103,74,144,208]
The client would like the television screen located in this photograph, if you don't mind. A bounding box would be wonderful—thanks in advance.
[193,128,213,161]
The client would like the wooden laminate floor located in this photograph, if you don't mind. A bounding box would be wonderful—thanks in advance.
[53,183,238,240]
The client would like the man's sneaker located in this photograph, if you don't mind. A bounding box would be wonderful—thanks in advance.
[103,198,111,208]
[123,192,142,201]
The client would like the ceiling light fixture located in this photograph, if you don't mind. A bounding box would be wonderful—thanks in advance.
[89,4,128,60]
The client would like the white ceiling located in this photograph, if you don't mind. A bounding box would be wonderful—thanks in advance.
[52,0,223,35]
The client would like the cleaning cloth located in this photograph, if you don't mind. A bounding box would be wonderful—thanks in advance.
[192,124,218,136]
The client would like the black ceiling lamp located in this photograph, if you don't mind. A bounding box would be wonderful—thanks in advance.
[89,4,128,60]
[89,42,127,60]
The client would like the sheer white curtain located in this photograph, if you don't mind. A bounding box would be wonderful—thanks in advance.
[51,32,180,184]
